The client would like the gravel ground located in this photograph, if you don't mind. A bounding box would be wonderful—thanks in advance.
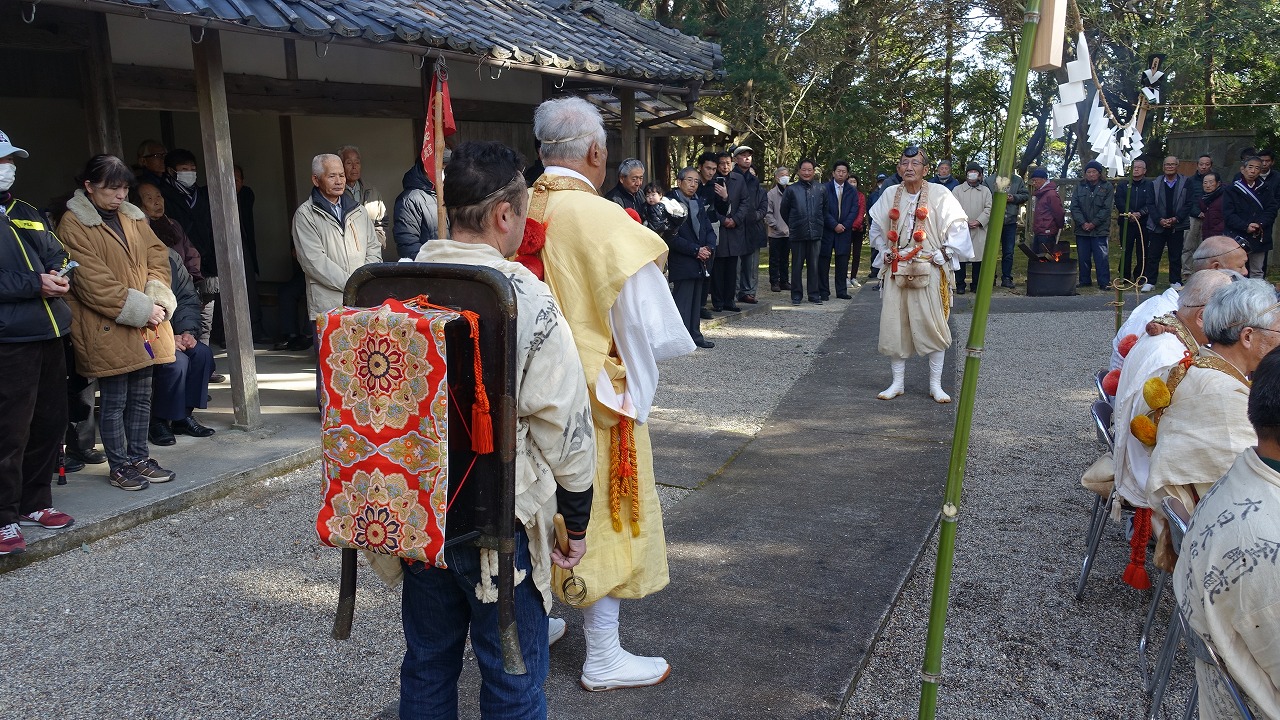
[0,283,849,719]
[841,308,1195,719]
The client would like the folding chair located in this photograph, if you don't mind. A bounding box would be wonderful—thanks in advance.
[1076,399,1116,600]
[1146,496,1193,719]
[1180,611,1256,720]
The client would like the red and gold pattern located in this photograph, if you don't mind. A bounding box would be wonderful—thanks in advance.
[316,298,458,568]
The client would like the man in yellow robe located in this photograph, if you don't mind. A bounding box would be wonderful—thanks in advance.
[530,96,696,691]
[869,146,972,402]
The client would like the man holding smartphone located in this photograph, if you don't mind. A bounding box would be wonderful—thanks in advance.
[0,130,76,555]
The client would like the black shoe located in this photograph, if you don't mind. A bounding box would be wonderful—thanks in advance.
[694,339,715,349]
[780,282,792,290]
[792,299,802,305]
[711,305,723,312]
[1001,279,1015,289]
[770,283,781,292]
[286,336,313,351]
[68,448,107,465]
[61,455,85,474]
[132,457,175,484]
[271,337,295,351]
[148,420,176,446]
[722,305,741,312]
[209,373,227,384]
[956,286,967,295]
[820,294,830,301]
[110,465,149,491]
[699,308,714,320]
[809,298,823,304]
[837,293,852,299]
[172,416,215,438]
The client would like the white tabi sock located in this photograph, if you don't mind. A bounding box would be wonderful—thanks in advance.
[928,350,951,403]
[579,595,670,691]
[878,359,906,400]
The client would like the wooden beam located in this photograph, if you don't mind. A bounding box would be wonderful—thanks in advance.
[81,13,121,156]
[280,39,299,213]
[192,27,261,429]
[619,89,636,160]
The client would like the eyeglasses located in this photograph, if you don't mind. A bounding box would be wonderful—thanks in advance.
[142,152,165,159]
[898,160,925,168]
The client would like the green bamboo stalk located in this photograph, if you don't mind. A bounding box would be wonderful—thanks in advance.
[917,3,1042,718]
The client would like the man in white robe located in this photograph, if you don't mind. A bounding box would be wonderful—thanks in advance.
[1175,348,1280,720]
[869,145,972,403]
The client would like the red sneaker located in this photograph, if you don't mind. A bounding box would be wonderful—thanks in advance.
[0,523,25,555]
[19,508,75,529]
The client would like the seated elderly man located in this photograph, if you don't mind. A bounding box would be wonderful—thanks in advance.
[1110,235,1252,370]
[1175,347,1280,720]
[1144,279,1280,569]
[1114,269,1237,509]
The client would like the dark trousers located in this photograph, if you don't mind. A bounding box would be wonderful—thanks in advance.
[399,529,548,719]
[999,222,1017,282]
[1119,220,1143,281]
[671,277,705,343]
[0,338,67,526]
[152,343,214,421]
[277,271,310,339]
[819,251,851,297]
[64,338,98,455]
[768,235,790,285]
[1077,235,1111,287]
[956,261,982,289]
[98,367,154,472]
[790,239,821,302]
[712,255,739,310]
[1144,230,1183,285]
[850,230,866,279]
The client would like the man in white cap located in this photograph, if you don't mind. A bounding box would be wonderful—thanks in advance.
[0,130,76,554]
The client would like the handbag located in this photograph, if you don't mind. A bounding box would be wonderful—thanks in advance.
[315,297,460,567]
[893,259,934,289]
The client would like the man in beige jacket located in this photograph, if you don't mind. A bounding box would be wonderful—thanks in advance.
[293,153,380,321]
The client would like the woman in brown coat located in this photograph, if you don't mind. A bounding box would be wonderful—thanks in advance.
[58,155,178,491]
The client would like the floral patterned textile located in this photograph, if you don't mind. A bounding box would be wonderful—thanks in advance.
[315,299,458,568]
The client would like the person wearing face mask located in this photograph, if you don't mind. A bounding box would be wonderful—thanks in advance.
[764,166,791,293]
[951,163,993,295]
[0,130,76,554]
[58,154,178,492]
[158,149,222,358]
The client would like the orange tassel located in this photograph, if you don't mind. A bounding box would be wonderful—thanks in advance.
[1123,508,1153,590]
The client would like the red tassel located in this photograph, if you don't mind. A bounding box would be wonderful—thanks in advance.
[471,402,494,455]
[1123,508,1153,590]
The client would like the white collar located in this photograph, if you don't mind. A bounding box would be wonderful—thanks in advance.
[544,165,595,187]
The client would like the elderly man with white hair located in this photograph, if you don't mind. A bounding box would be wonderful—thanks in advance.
[338,145,389,257]
[1141,279,1280,570]
[522,96,694,691]
[292,153,380,324]
[604,158,646,213]
[1113,269,1238,510]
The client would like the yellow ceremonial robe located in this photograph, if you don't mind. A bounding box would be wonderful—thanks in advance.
[533,173,671,604]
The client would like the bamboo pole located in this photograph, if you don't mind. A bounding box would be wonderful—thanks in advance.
[916,1,1042,717]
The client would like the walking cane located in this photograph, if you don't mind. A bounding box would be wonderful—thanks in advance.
[332,548,356,640]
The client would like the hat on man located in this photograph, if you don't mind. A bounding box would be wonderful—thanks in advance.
[732,145,754,156]
[1084,160,1105,174]
[1030,168,1049,179]
[0,131,28,160]
[876,173,887,181]
[965,162,982,172]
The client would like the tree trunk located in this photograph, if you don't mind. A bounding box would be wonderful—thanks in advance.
[1203,0,1216,129]
[943,0,955,159]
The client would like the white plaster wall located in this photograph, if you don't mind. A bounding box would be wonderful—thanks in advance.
[290,115,416,216]
[107,15,194,70]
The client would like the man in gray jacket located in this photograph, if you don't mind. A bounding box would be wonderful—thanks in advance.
[293,153,380,321]
[985,170,1030,288]
[780,159,827,304]
[1071,160,1114,289]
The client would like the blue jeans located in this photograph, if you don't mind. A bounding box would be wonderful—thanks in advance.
[400,529,549,720]
[1077,235,1111,287]
[999,223,1017,282]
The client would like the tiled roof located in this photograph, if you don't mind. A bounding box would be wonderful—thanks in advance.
[111,0,724,82]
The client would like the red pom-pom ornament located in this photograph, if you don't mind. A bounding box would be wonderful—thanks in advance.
[888,208,900,221]
[915,206,929,220]
[625,207,643,224]
[912,229,926,243]
[1101,369,1121,397]
[887,230,899,243]
[514,218,548,280]
[1118,333,1140,359]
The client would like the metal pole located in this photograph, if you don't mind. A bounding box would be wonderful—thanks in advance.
[917,1,1041,717]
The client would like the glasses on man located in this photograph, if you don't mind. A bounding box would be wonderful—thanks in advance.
[898,160,925,168]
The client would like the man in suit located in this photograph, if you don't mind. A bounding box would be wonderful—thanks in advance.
[712,151,753,312]
[1143,156,1191,290]
[667,168,717,348]
[821,160,858,300]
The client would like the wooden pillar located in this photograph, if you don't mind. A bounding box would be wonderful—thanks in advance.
[82,13,122,156]
[279,39,300,213]
[192,27,261,430]
[619,89,636,160]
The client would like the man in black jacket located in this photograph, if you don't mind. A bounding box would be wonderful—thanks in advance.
[667,168,716,348]
[603,158,645,213]
[1224,155,1278,278]
[0,130,75,555]
[696,151,730,315]
[1143,156,1191,289]
[780,159,827,304]
[1115,158,1155,283]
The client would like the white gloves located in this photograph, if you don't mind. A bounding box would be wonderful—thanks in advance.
[930,249,949,266]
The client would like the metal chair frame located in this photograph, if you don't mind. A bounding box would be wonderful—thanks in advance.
[1077,399,1116,600]
[1147,497,1193,720]
[1096,368,1115,404]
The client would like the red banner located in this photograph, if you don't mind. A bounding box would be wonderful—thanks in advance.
[421,67,456,189]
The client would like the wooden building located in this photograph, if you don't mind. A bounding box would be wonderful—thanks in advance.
[0,0,728,426]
